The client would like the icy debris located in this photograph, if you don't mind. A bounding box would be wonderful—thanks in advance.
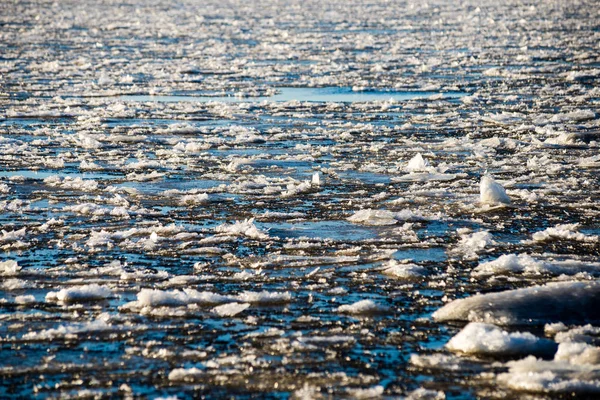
[382,260,426,280]
[433,281,600,325]
[124,288,290,311]
[215,218,269,239]
[555,325,600,344]
[75,132,102,149]
[473,254,541,276]
[179,193,209,206]
[545,322,569,336]
[406,153,432,173]
[454,230,495,260]
[497,351,600,394]
[473,254,600,277]
[1,278,32,290]
[293,383,322,399]
[406,388,446,400]
[168,367,203,382]
[20,313,119,341]
[479,175,510,205]
[281,180,313,198]
[135,288,232,307]
[347,209,426,226]
[347,209,398,226]
[0,260,21,276]
[555,342,600,364]
[235,290,292,304]
[550,109,596,123]
[297,335,356,345]
[0,228,27,244]
[346,385,384,399]
[446,322,556,357]
[39,217,64,232]
[44,176,99,191]
[126,171,165,182]
[212,302,250,317]
[337,300,387,315]
[312,171,323,186]
[531,223,598,243]
[409,354,463,371]
[15,295,36,304]
[46,284,113,303]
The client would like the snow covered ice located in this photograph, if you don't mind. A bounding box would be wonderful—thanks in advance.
[1,0,600,398]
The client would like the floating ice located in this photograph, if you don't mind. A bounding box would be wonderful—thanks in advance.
[212,302,250,317]
[46,284,113,303]
[215,218,269,240]
[347,209,398,226]
[235,290,292,304]
[531,223,598,243]
[446,322,556,357]
[337,299,387,315]
[453,230,495,260]
[497,347,600,394]
[382,260,426,280]
[20,313,120,341]
[406,388,446,400]
[479,175,510,205]
[0,260,21,276]
[473,254,600,277]
[433,281,600,325]
[406,153,432,173]
[347,209,426,226]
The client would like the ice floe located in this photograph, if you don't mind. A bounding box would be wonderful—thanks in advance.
[433,281,600,325]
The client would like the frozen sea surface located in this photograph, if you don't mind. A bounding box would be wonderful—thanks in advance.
[1,0,600,398]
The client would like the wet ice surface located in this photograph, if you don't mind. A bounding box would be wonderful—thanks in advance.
[1,0,600,398]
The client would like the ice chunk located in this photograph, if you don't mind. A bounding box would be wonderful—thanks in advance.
[168,367,203,382]
[531,223,598,243]
[0,228,26,244]
[480,175,510,205]
[46,284,113,303]
[337,299,387,315]
[406,388,446,400]
[406,153,431,173]
[15,295,36,304]
[453,230,495,260]
[346,385,384,399]
[555,342,600,365]
[21,313,117,341]
[0,260,21,276]
[433,281,600,325]
[179,193,209,206]
[473,254,541,276]
[135,288,233,308]
[212,302,250,317]
[382,260,426,280]
[347,209,426,226]
[347,209,398,226]
[446,322,556,357]
[311,171,322,186]
[235,290,292,304]
[497,350,600,394]
[215,218,269,240]
[473,254,600,277]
